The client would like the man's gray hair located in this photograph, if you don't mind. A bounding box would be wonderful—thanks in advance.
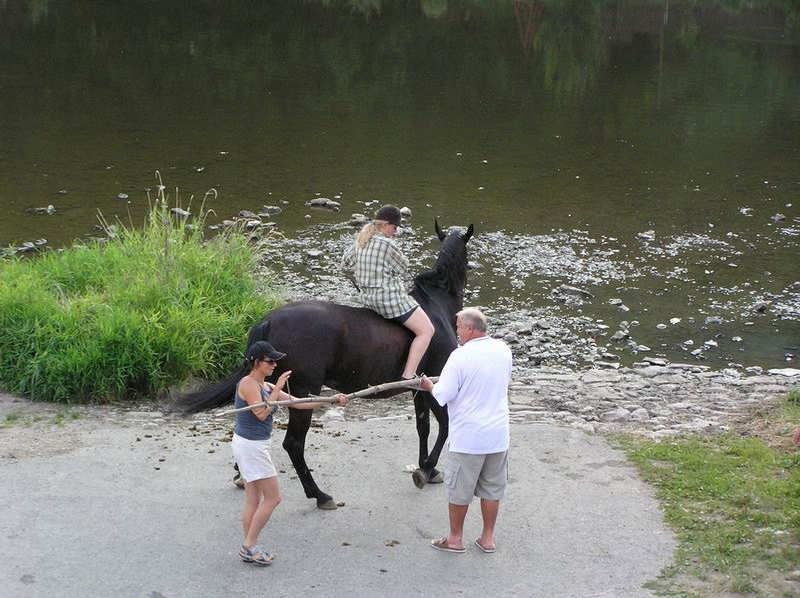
[457,308,487,332]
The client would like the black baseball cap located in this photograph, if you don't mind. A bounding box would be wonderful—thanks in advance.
[374,205,402,226]
[247,340,286,362]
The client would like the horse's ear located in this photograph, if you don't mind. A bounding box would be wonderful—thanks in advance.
[462,224,474,243]
[434,218,446,241]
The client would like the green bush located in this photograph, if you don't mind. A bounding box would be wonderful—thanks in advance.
[0,187,280,403]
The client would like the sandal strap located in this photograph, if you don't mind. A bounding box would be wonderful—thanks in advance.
[240,544,273,562]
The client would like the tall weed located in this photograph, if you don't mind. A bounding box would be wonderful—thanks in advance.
[0,179,280,402]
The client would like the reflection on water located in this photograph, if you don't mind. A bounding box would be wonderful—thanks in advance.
[1,0,798,369]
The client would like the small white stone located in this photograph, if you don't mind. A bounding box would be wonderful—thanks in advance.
[768,368,800,377]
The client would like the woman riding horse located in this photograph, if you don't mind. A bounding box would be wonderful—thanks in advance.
[341,205,435,380]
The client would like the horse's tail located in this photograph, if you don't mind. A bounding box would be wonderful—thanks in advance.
[174,318,273,414]
[173,368,246,414]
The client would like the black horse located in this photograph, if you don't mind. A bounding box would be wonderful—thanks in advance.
[176,220,473,509]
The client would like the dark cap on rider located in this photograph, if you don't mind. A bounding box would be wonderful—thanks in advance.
[374,205,402,226]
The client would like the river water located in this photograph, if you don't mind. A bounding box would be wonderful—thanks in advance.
[1,1,798,370]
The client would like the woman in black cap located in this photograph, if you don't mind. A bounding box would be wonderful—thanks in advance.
[233,340,348,566]
[341,204,434,380]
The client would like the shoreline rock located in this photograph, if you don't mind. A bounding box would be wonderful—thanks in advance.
[2,362,796,450]
[505,364,798,438]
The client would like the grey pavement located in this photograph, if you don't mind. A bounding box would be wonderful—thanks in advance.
[0,413,675,597]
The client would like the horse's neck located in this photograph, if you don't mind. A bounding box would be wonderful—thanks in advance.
[411,285,463,318]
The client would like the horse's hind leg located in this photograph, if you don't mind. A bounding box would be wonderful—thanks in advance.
[282,407,338,510]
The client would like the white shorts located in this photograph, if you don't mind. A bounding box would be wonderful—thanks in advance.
[232,433,277,483]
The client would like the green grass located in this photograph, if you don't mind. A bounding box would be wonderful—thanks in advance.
[0,181,281,403]
[2,411,20,427]
[617,393,800,597]
[51,408,82,425]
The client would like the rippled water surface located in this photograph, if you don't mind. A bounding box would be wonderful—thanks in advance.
[1,1,798,369]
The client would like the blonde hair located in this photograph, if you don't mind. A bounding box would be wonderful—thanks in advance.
[356,220,389,248]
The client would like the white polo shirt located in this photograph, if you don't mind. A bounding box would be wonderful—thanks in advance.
[432,335,512,454]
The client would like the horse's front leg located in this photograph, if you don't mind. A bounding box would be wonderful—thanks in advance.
[411,392,448,488]
[282,407,337,510]
[425,399,449,478]
[413,393,431,470]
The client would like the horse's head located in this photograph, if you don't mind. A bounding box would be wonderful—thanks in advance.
[412,219,474,310]
[435,219,473,243]
[434,218,473,273]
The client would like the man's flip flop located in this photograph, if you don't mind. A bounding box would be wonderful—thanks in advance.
[474,538,496,553]
[430,537,466,553]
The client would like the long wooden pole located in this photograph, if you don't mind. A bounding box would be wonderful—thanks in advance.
[216,377,438,417]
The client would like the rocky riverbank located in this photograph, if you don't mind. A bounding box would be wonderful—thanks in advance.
[506,363,799,437]
[242,210,799,373]
[321,362,799,439]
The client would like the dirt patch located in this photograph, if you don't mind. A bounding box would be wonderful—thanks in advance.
[0,393,106,459]
[730,401,800,453]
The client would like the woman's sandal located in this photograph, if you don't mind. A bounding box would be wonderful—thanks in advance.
[239,544,274,566]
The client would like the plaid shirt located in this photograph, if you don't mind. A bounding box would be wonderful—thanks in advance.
[341,234,418,318]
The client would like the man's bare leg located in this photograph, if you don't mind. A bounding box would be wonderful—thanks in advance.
[477,498,500,550]
[446,502,469,549]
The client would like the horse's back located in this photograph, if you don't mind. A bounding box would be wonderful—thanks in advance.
[266,300,398,344]
[263,300,411,393]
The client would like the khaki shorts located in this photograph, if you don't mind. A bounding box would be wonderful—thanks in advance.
[232,434,277,483]
[444,450,508,505]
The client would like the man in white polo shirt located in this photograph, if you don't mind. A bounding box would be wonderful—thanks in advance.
[419,307,512,554]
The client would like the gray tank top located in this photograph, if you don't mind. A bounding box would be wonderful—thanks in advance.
[233,381,273,440]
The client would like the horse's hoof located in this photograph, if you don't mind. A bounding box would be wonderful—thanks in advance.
[317,498,338,510]
[233,472,245,489]
[428,469,443,484]
[412,468,427,489]
[317,493,337,510]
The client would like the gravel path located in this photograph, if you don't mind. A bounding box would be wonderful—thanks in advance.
[1,390,677,598]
